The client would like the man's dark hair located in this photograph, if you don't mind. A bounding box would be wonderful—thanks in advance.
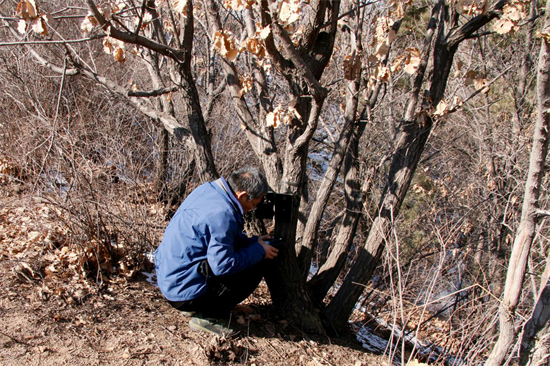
[228,167,269,201]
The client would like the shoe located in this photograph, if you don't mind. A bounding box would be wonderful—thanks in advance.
[189,316,234,337]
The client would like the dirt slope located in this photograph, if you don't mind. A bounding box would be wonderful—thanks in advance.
[0,190,385,366]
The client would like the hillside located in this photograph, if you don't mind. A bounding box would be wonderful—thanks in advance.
[0,184,385,366]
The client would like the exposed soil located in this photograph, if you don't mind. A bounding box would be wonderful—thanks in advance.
[0,187,386,366]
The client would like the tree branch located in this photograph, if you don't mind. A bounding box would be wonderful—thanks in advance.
[128,86,179,97]
[86,0,184,62]
[0,37,101,47]
[535,209,550,218]
[447,0,509,47]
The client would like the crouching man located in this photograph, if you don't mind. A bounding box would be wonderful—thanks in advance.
[154,167,279,336]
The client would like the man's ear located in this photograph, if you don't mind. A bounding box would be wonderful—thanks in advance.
[235,191,248,200]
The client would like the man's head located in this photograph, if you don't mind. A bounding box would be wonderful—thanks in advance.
[228,167,269,213]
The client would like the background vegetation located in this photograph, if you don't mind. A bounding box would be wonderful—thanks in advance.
[1,0,549,364]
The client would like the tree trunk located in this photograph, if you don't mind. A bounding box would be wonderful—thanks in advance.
[325,117,433,330]
[485,3,550,364]
[520,256,550,366]
[296,78,359,280]
[324,0,507,330]
[263,98,326,333]
[307,129,372,303]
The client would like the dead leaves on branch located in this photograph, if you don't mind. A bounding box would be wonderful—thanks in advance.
[492,1,527,34]
[103,36,126,63]
[213,30,241,62]
[454,0,528,34]
[15,0,51,36]
[224,0,255,11]
[266,104,300,128]
[391,47,421,75]
[213,24,271,62]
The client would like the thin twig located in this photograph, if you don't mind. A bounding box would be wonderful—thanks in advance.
[0,38,102,47]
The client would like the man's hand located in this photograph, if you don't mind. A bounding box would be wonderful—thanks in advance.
[259,236,279,259]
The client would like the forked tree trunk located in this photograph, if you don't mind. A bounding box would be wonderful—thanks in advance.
[296,72,360,280]
[485,2,550,364]
[325,0,507,330]
[307,128,372,303]
[326,117,434,329]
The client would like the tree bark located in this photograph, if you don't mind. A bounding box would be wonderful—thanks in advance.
[296,73,359,280]
[325,0,508,331]
[307,144,373,303]
[485,2,550,363]
[520,256,550,366]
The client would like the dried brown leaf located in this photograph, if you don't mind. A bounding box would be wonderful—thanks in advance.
[212,30,240,61]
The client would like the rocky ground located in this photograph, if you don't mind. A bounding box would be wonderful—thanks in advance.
[0,187,386,366]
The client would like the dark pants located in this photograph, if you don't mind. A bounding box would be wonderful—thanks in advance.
[168,260,266,318]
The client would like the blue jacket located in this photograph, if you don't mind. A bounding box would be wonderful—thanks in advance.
[154,178,266,302]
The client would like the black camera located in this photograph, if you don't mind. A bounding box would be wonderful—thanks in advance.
[255,192,292,250]
[255,192,293,223]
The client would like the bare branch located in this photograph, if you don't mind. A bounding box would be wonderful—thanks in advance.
[85,0,184,62]
[535,209,550,218]
[128,86,179,97]
[0,38,101,47]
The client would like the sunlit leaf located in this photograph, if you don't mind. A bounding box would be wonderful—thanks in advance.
[266,111,279,128]
[376,65,390,82]
[81,12,98,33]
[456,0,488,16]
[493,18,515,34]
[15,0,38,21]
[404,55,421,74]
[433,100,448,117]
[31,17,47,35]
[258,24,271,40]
[266,105,297,128]
[224,0,254,11]
[504,4,522,21]
[239,74,254,97]
[135,12,153,30]
[278,0,301,26]
[17,19,27,34]
[114,48,126,63]
[474,77,489,92]
[244,37,266,59]
[173,0,189,15]
[452,96,464,109]
[212,30,240,61]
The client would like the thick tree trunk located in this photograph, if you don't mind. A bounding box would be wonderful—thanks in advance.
[263,99,326,333]
[485,4,550,363]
